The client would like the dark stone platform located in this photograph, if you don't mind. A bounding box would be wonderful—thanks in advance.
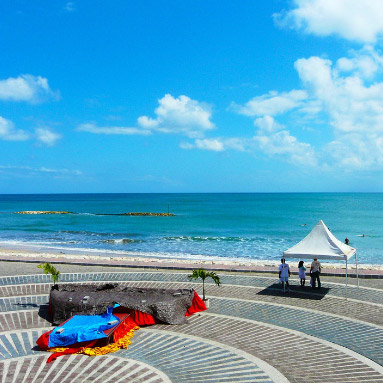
[49,283,194,325]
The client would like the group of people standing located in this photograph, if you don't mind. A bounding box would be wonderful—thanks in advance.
[278,258,321,292]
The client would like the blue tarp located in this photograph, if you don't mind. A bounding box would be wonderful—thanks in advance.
[49,305,120,348]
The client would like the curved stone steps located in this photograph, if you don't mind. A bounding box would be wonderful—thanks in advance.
[1,271,383,382]
[0,329,281,383]
[0,354,170,383]
[207,297,383,366]
[1,313,382,382]
[0,310,52,332]
[2,280,383,326]
[0,272,383,304]
[1,291,383,367]
[1,272,382,305]
[151,315,383,383]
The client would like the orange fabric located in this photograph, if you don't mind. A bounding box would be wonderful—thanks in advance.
[185,291,207,316]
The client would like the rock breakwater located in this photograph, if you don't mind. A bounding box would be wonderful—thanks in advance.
[100,212,175,216]
[15,211,73,215]
[14,211,174,216]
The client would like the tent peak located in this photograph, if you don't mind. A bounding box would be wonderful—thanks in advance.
[283,220,356,261]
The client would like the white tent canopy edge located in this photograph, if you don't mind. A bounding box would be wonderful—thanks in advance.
[282,220,359,291]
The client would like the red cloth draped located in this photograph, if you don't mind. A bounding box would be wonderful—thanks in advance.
[129,309,157,325]
[36,330,53,350]
[113,316,138,342]
[47,342,96,363]
[186,291,207,316]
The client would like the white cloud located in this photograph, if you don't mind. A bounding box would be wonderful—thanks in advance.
[77,123,151,135]
[295,55,383,136]
[296,53,383,169]
[0,116,29,141]
[138,94,215,138]
[193,138,224,152]
[35,128,62,146]
[234,90,307,116]
[253,129,317,166]
[254,115,284,132]
[325,134,383,169]
[275,0,383,43]
[0,75,58,103]
[78,94,214,139]
[302,53,383,169]
[0,165,82,176]
[0,117,62,146]
[336,47,383,80]
[235,47,383,170]
[180,137,246,152]
[180,112,315,164]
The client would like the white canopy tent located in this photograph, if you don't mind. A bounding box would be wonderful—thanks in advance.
[283,220,358,293]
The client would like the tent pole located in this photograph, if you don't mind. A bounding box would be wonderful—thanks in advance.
[345,258,348,299]
[355,253,359,288]
[282,254,285,293]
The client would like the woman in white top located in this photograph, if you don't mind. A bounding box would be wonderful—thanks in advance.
[279,258,291,292]
[298,260,306,287]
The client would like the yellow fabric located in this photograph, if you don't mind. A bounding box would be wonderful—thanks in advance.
[48,326,140,356]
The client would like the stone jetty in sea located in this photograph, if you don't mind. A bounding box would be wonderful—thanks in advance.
[100,212,175,216]
[15,211,73,215]
[15,211,175,216]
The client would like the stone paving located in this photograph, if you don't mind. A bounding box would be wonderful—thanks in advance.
[0,262,382,382]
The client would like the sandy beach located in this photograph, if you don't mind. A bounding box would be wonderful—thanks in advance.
[1,244,382,276]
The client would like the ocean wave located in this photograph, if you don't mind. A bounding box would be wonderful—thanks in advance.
[102,238,142,244]
[59,230,141,237]
[2,241,262,262]
[162,235,264,243]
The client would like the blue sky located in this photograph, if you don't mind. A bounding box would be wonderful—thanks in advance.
[0,0,382,193]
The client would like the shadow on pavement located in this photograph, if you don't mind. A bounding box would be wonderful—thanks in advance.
[38,304,52,321]
[14,302,40,308]
[257,283,330,300]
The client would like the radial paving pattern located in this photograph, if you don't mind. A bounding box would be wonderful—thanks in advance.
[1,269,383,382]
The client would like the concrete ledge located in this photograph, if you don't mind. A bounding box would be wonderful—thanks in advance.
[0,256,382,279]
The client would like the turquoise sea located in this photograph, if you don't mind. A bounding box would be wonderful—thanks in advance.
[0,193,382,264]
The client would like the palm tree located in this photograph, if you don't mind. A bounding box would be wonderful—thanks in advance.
[188,268,221,301]
[38,262,60,286]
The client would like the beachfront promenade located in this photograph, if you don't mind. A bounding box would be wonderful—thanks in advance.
[0,262,383,382]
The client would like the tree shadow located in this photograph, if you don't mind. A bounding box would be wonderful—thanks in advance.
[257,283,330,300]
[14,302,40,308]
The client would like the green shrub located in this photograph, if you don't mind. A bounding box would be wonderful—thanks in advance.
[38,262,60,285]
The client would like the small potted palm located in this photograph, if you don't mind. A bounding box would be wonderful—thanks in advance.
[188,268,221,308]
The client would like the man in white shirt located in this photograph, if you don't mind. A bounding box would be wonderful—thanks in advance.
[310,258,321,289]
[279,258,291,292]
